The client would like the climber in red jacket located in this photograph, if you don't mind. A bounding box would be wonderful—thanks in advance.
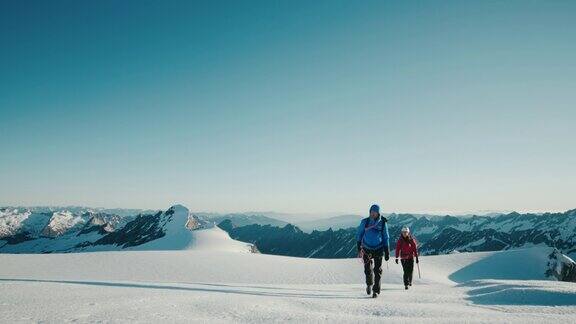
[395,226,419,290]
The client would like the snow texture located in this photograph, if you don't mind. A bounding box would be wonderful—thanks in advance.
[1,223,575,323]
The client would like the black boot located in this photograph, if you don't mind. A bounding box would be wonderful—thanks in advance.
[366,285,372,295]
[373,283,380,295]
[404,285,408,290]
[372,292,378,298]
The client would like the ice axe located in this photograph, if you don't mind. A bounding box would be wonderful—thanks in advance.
[417,261,421,279]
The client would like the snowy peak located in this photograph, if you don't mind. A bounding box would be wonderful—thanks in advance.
[0,204,253,253]
[168,204,188,214]
[163,205,212,232]
[92,206,190,250]
[163,205,192,229]
[0,208,124,241]
[92,205,250,252]
[0,209,52,239]
[42,211,88,237]
[546,249,576,282]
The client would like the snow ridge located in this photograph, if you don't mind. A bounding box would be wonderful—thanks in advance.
[0,205,253,254]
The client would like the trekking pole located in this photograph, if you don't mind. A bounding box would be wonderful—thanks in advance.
[417,262,422,279]
[386,260,389,270]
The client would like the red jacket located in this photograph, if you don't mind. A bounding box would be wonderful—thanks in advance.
[395,236,418,259]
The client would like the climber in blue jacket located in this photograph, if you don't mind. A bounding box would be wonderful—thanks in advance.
[356,204,390,298]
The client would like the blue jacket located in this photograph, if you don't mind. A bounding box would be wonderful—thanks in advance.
[356,216,389,250]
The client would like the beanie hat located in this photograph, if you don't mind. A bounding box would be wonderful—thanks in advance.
[369,204,380,214]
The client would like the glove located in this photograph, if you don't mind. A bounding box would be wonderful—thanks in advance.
[384,249,390,261]
[395,258,399,264]
[416,257,419,264]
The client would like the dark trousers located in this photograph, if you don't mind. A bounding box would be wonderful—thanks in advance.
[401,258,414,286]
[362,248,383,293]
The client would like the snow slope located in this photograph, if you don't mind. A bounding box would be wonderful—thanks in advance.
[188,227,253,253]
[1,224,575,322]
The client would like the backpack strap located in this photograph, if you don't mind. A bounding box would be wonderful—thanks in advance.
[360,217,370,242]
[380,217,387,239]
[364,216,387,241]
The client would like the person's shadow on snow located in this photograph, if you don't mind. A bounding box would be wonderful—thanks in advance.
[0,278,373,300]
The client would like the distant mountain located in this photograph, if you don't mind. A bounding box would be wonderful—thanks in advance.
[218,209,576,259]
[291,212,511,233]
[2,206,159,217]
[207,213,288,228]
[3,206,574,259]
[0,205,211,253]
[295,214,363,233]
[218,220,356,258]
[198,211,343,224]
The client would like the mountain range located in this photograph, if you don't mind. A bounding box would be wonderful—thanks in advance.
[2,206,575,262]
[219,209,576,259]
[0,205,213,253]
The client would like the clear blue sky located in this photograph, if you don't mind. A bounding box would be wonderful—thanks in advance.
[1,1,575,214]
